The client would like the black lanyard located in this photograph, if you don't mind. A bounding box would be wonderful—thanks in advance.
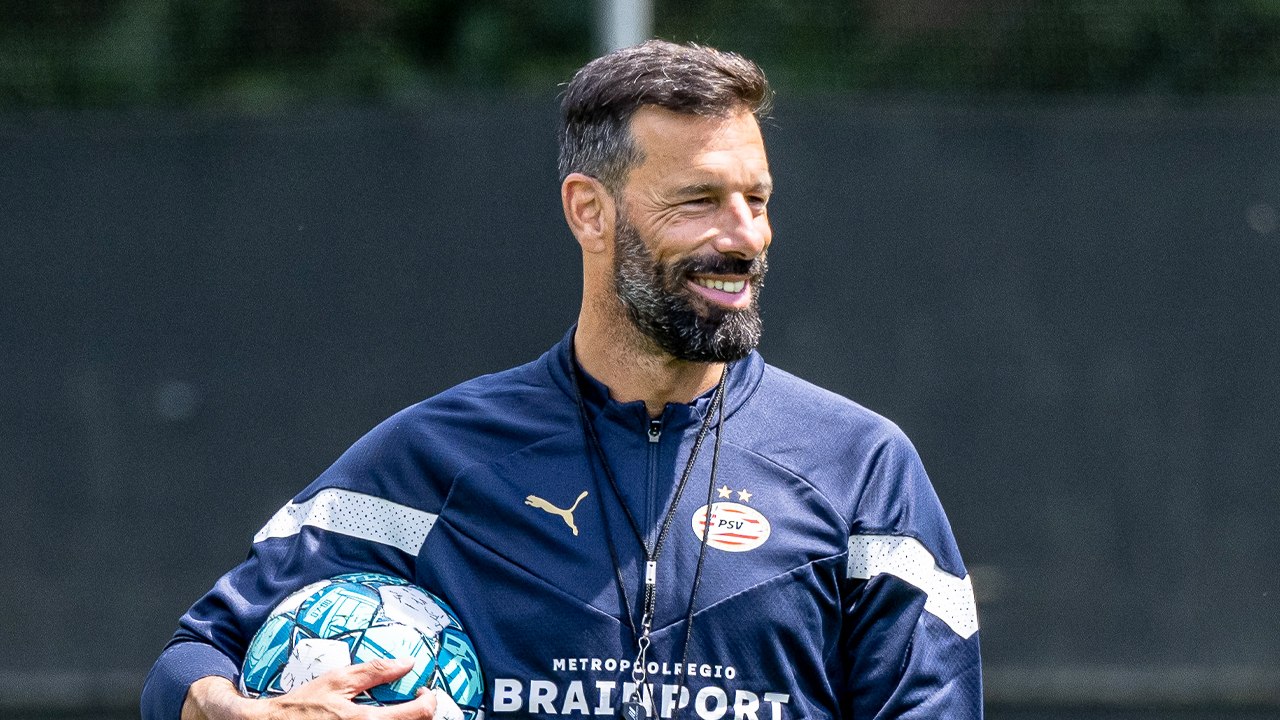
[568,351,727,715]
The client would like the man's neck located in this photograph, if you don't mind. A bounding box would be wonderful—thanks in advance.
[574,311,724,419]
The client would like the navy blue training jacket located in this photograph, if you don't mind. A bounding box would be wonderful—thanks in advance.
[142,329,982,719]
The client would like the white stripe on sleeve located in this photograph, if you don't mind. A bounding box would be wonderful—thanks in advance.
[847,534,979,639]
[253,488,437,556]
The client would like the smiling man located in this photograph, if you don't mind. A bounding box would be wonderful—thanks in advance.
[568,101,773,411]
[143,41,982,720]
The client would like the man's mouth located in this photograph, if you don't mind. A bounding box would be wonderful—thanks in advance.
[693,277,747,294]
[687,275,752,309]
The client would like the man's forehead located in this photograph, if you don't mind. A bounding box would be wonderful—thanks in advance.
[626,106,770,179]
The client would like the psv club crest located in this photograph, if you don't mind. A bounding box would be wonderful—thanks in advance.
[691,486,771,552]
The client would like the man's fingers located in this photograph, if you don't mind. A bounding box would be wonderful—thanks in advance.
[321,658,416,695]
[426,689,464,720]
[372,686,439,719]
[368,687,463,720]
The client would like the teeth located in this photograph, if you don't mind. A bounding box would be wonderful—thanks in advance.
[695,278,746,293]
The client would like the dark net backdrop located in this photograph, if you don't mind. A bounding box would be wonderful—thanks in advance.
[2,99,1278,718]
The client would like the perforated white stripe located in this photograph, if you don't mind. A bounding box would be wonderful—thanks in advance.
[847,534,979,639]
[253,488,437,556]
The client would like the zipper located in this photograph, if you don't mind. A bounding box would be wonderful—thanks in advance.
[645,417,662,545]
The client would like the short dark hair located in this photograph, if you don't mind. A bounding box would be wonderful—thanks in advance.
[558,40,773,193]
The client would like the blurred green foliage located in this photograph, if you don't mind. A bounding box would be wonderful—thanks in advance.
[0,0,594,108]
[657,0,1280,94]
[3,0,1280,108]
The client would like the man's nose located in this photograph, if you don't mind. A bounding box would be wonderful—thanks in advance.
[713,194,770,258]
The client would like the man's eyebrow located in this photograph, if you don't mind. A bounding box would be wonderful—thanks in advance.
[672,179,774,196]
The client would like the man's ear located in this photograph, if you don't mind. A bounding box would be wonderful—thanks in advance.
[561,173,615,255]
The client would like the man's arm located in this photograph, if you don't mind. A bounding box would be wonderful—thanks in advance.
[181,676,258,720]
[178,662,438,720]
[839,429,983,719]
[142,413,447,720]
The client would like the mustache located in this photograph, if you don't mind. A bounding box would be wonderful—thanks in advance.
[675,252,768,278]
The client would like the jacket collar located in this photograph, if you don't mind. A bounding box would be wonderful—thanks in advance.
[545,325,764,433]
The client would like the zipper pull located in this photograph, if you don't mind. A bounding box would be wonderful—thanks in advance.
[647,418,662,443]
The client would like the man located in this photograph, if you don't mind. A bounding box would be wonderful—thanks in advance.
[142,40,982,720]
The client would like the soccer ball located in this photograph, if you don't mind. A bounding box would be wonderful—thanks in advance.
[238,573,484,718]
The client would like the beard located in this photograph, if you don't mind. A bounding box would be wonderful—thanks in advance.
[612,217,767,363]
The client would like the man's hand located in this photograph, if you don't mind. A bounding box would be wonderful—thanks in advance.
[182,659,440,720]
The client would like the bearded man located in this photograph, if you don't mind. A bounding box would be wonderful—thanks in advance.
[143,40,982,720]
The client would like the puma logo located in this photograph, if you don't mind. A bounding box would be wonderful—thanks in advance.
[524,490,589,536]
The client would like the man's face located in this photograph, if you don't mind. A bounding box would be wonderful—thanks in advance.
[610,107,773,362]
[612,215,768,362]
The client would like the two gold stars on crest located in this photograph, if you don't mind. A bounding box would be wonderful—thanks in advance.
[716,485,752,503]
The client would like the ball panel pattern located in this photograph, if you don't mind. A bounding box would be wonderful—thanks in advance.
[240,613,300,694]
[280,638,351,692]
[239,573,484,718]
[357,624,433,703]
[296,583,382,638]
[438,627,484,709]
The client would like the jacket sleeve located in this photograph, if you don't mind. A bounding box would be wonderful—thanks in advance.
[838,428,983,719]
[139,417,443,720]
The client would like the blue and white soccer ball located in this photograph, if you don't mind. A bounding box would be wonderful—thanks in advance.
[238,573,484,718]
